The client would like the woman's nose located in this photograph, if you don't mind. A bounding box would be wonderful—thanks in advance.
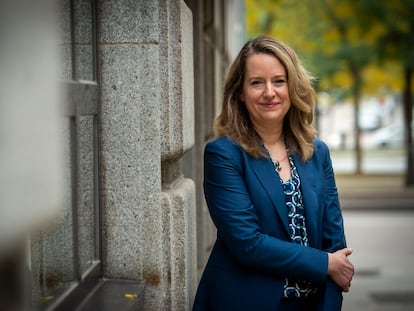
[263,82,275,97]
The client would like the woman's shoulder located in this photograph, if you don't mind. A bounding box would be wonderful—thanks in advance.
[313,138,330,154]
[311,138,333,165]
[205,136,246,158]
[206,136,241,150]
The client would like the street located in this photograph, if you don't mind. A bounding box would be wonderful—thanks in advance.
[331,149,406,174]
[342,209,414,311]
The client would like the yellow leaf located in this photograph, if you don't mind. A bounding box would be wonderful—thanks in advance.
[124,293,138,299]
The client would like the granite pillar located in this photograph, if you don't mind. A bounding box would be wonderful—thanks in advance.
[98,0,196,309]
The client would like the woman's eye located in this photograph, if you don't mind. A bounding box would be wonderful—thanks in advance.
[251,81,263,87]
[274,79,286,84]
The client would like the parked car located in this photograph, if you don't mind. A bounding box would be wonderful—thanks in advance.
[361,124,403,149]
[326,132,354,150]
[358,103,382,132]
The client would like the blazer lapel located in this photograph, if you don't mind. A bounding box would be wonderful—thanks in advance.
[292,155,319,247]
[250,156,290,235]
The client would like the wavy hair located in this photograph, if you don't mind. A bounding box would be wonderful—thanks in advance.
[214,35,317,161]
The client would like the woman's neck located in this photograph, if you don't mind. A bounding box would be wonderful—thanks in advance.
[254,125,284,148]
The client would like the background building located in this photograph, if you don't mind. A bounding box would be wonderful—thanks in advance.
[0,0,245,310]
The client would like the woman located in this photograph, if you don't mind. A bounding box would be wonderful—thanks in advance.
[193,36,354,311]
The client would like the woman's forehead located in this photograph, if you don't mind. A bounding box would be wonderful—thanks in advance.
[244,53,286,76]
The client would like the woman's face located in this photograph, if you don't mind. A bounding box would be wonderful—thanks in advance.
[240,53,291,130]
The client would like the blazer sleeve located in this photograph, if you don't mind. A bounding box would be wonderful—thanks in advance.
[316,140,347,252]
[314,140,347,309]
[203,138,329,284]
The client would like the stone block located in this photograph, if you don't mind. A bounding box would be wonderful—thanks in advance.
[99,0,159,43]
[159,0,194,160]
[99,43,162,278]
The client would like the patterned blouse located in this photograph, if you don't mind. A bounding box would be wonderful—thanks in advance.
[280,157,318,299]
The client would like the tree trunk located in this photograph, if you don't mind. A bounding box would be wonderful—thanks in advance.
[350,64,362,175]
[403,66,413,186]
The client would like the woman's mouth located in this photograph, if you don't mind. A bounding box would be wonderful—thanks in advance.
[260,102,279,108]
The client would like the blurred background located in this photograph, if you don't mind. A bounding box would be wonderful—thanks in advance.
[246,0,414,181]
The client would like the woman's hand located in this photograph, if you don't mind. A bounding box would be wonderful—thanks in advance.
[328,248,354,292]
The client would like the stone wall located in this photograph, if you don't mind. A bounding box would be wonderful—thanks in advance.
[24,1,244,310]
[98,0,196,309]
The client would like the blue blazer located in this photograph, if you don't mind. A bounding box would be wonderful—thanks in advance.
[193,136,347,311]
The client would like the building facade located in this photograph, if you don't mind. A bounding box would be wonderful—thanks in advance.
[0,0,245,310]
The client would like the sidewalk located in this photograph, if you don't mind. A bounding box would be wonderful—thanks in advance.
[341,208,414,311]
[336,174,414,210]
[337,174,414,310]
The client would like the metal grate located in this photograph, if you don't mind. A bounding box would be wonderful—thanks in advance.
[355,267,381,277]
[371,291,414,304]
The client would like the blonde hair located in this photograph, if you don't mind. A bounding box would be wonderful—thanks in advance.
[214,35,317,161]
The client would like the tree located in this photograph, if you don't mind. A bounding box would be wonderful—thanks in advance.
[318,0,376,174]
[357,0,414,185]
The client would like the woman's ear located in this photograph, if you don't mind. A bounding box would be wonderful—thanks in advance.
[239,92,245,102]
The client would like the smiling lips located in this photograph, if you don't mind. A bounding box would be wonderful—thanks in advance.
[260,102,280,108]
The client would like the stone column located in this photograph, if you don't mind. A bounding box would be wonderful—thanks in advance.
[98,0,196,309]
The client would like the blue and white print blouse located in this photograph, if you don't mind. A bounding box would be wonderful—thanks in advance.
[281,157,318,299]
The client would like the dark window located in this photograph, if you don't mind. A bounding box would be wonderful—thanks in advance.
[30,0,101,309]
